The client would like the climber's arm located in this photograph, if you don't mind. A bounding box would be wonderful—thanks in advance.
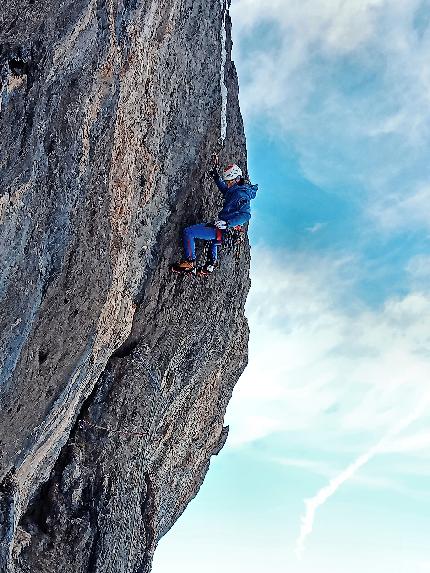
[209,168,228,196]
[225,198,251,227]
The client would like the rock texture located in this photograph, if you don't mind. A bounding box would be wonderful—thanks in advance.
[0,0,250,571]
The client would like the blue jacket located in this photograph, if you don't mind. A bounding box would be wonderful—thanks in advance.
[213,174,258,228]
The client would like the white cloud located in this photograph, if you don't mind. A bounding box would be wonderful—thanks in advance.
[224,246,430,560]
[371,186,430,231]
[406,254,430,292]
[225,3,430,563]
[232,0,428,130]
[228,414,283,446]
[407,254,430,280]
[226,247,430,459]
[231,0,430,231]
[232,0,388,55]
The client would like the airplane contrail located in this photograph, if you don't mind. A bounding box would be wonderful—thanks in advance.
[295,397,430,559]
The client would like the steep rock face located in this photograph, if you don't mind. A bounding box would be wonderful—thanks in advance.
[0,1,249,572]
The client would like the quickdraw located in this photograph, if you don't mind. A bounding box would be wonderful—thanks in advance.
[223,225,245,251]
[215,227,223,245]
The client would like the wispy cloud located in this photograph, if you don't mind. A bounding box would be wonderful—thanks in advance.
[407,254,430,282]
[231,0,430,233]
[305,222,326,234]
[224,246,430,564]
[295,396,430,559]
[274,455,421,495]
[227,3,430,567]
[370,185,430,232]
[228,247,430,448]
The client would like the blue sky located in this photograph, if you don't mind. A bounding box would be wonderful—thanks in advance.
[154,1,430,571]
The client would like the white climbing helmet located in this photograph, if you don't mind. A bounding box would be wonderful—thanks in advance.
[222,163,243,181]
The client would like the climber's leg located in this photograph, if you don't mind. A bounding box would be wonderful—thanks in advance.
[210,241,218,264]
[196,241,218,277]
[182,223,217,260]
[172,224,217,274]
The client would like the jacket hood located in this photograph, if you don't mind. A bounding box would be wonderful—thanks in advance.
[237,182,258,200]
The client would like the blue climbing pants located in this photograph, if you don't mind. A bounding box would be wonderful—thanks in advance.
[183,223,219,262]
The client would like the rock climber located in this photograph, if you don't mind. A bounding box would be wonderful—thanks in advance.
[172,156,257,276]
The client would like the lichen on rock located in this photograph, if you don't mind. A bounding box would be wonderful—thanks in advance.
[0,1,250,571]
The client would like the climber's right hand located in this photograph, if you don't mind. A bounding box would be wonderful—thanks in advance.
[214,220,227,230]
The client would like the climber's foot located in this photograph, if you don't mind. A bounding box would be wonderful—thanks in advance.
[196,263,215,277]
[171,260,196,274]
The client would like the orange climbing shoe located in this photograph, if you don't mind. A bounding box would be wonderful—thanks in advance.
[171,260,196,274]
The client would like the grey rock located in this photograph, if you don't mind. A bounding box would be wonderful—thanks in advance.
[0,0,250,571]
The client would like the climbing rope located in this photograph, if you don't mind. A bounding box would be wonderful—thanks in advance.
[79,419,147,439]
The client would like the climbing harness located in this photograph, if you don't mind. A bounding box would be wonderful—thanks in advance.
[223,225,245,252]
[197,224,245,276]
[215,227,223,245]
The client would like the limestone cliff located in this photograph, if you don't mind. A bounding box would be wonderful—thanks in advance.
[0,0,250,571]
